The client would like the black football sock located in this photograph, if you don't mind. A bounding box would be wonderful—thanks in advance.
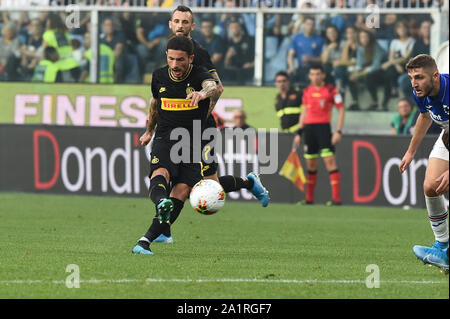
[144,216,167,243]
[148,175,168,205]
[168,197,184,225]
[218,175,254,193]
[149,198,184,238]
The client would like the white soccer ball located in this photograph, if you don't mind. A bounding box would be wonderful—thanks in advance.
[189,179,225,215]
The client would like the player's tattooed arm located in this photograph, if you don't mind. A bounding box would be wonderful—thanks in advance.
[207,71,224,116]
[139,98,158,146]
[147,97,158,132]
[187,79,218,108]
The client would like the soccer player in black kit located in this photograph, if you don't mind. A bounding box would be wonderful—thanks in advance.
[139,6,270,244]
[132,35,218,255]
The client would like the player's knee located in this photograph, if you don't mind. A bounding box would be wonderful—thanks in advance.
[423,179,439,197]
[151,167,170,182]
[170,184,191,202]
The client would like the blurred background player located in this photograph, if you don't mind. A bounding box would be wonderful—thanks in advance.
[139,5,269,244]
[399,54,449,273]
[292,64,345,206]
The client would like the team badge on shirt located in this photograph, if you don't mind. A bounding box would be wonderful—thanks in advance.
[186,84,195,95]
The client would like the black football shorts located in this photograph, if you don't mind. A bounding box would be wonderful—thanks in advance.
[149,136,202,187]
[303,123,335,159]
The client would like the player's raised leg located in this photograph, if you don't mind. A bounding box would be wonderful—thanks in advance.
[215,173,270,207]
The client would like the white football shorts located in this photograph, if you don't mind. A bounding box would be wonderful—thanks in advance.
[429,129,449,162]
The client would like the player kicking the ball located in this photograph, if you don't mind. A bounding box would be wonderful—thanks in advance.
[132,36,219,255]
[399,54,449,273]
[139,6,269,244]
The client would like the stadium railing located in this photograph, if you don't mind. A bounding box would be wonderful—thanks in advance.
[0,0,448,85]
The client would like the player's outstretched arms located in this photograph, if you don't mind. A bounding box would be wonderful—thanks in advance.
[435,170,449,195]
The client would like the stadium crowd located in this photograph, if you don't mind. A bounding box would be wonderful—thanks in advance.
[0,0,445,114]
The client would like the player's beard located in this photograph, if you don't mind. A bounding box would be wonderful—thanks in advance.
[175,28,190,37]
[417,75,435,98]
[170,66,187,80]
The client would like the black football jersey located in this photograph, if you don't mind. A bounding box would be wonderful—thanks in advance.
[192,39,216,74]
[151,64,215,137]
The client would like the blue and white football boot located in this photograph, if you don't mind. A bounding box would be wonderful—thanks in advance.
[413,240,449,273]
[132,241,153,255]
[247,172,270,207]
[153,234,174,243]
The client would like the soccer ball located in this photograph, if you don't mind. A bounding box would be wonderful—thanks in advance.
[189,179,225,215]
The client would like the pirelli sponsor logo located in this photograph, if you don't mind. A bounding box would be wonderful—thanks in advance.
[161,98,198,111]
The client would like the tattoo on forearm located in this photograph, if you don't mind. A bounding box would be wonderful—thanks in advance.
[148,99,158,131]
[200,80,218,99]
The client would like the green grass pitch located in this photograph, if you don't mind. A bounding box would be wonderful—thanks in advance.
[0,192,448,299]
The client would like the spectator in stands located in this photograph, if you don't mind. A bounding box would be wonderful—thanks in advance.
[79,31,115,84]
[381,20,415,107]
[117,10,138,54]
[391,99,419,135]
[410,19,432,57]
[325,0,356,34]
[289,1,316,36]
[100,17,126,83]
[287,16,323,86]
[348,29,387,111]
[232,109,252,130]
[19,18,44,80]
[274,70,303,133]
[376,14,398,45]
[0,21,21,81]
[197,18,225,73]
[333,25,358,107]
[71,39,84,66]
[216,0,247,40]
[135,12,170,80]
[398,18,432,100]
[31,46,62,83]
[42,13,80,82]
[223,19,255,84]
[321,24,344,84]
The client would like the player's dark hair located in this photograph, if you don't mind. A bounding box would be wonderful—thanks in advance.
[275,71,289,81]
[172,5,194,23]
[309,63,324,73]
[406,54,438,72]
[166,35,194,56]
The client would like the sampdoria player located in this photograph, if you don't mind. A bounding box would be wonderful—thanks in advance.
[139,6,269,244]
[399,54,449,272]
[132,36,218,255]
